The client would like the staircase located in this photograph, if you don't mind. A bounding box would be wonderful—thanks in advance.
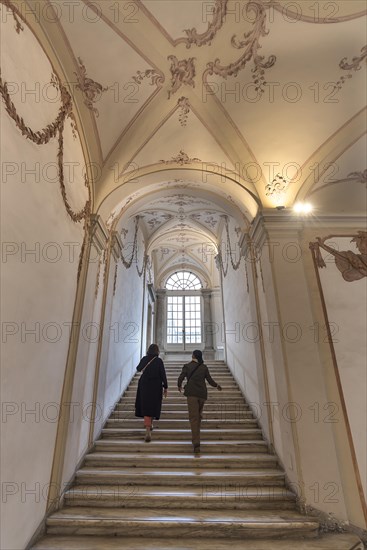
[32,362,360,549]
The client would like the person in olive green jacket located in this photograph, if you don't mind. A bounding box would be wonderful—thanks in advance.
[177,350,222,453]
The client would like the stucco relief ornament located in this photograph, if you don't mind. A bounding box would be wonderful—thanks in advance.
[177,0,228,48]
[167,56,196,99]
[265,173,289,198]
[204,0,276,93]
[132,69,164,87]
[74,57,109,117]
[0,0,24,33]
[177,96,191,126]
[347,169,367,184]
[334,45,367,91]
[310,232,367,282]
[159,150,201,165]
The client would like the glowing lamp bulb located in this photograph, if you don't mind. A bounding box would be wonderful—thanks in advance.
[293,202,313,214]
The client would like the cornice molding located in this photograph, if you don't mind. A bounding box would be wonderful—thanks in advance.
[111,230,124,262]
[248,211,367,248]
[90,214,109,253]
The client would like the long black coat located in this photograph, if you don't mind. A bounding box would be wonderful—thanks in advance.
[134,354,168,419]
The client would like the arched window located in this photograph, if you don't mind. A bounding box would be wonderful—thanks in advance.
[165,271,202,291]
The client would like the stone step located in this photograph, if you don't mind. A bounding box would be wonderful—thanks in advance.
[115,402,251,411]
[110,410,255,420]
[126,383,240,390]
[101,428,264,440]
[75,467,286,487]
[46,507,319,539]
[94,439,269,454]
[31,533,364,549]
[132,376,235,383]
[124,388,240,397]
[64,484,296,510]
[119,396,247,404]
[83,452,278,469]
[105,419,259,429]
[163,374,230,380]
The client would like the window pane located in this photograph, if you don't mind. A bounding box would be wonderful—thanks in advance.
[165,271,202,291]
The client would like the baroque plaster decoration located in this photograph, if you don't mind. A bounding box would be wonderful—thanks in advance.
[216,216,243,277]
[265,173,289,198]
[159,150,202,165]
[244,260,250,293]
[204,0,276,93]
[167,55,196,98]
[310,169,367,195]
[94,252,104,299]
[347,169,367,184]
[0,0,23,33]
[112,263,118,296]
[140,212,174,231]
[176,0,227,48]
[74,57,109,117]
[190,211,220,229]
[0,66,91,225]
[177,96,191,126]
[335,45,367,91]
[310,232,367,282]
[131,68,165,87]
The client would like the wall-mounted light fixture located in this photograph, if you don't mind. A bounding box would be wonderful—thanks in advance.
[293,202,313,214]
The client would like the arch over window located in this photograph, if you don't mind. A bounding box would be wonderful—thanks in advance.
[165,271,202,291]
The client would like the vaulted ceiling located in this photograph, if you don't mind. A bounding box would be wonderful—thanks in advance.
[22,0,367,281]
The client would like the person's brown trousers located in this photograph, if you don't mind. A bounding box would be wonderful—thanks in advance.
[186,396,206,447]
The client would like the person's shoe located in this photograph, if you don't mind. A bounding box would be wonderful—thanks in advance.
[193,445,200,454]
[145,428,151,442]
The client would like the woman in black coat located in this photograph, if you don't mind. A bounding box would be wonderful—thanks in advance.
[135,344,168,442]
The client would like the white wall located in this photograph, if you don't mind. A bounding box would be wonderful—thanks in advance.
[0,11,89,549]
[61,240,105,486]
[317,236,367,501]
[93,218,147,437]
[255,223,352,522]
[220,219,268,432]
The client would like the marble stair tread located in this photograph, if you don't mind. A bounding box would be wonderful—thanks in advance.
[101,428,263,440]
[65,484,296,506]
[94,439,269,453]
[76,467,286,486]
[120,397,248,403]
[46,507,319,538]
[64,497,296,511]
[110,411,255,419]
[115,402,250,410]
[31,533,364,550]
[84,452,278,468]
[105,420,258,429]
[47,508,317,522]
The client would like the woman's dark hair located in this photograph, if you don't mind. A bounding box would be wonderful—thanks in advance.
[147,343,159,356]
[192,349,203,364]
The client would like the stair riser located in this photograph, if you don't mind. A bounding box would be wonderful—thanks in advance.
[94,443,268,454]
[75,473,286,487]
[84,458,278,469]
[64,496,295,511]
[105,421,258,429]
[120,402,249,409]
[129,378,237,383]
[46,522,319,539]
[110,412,255,420]
[115,404,250,411]
[101,430,263,440]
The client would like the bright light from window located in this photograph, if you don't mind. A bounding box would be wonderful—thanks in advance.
[293,202,313,214]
